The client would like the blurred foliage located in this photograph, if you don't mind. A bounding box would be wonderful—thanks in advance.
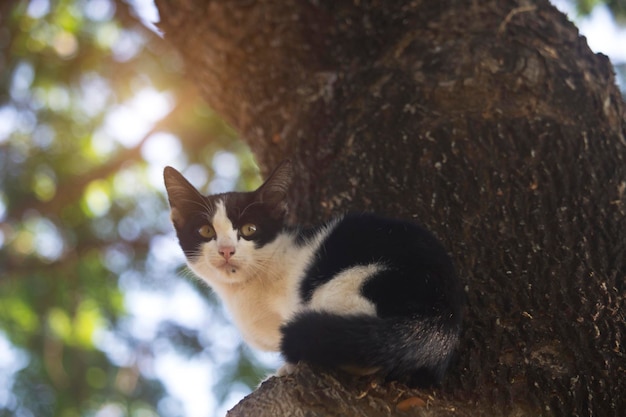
[575,0,626,21]
[0,1,270,416]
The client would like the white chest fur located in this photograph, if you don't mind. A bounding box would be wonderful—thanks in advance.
[207,236,305,351]
[187,204,332,351]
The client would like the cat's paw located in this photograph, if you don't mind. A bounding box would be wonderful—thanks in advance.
[275,362,297,376]
[257,363,297,388]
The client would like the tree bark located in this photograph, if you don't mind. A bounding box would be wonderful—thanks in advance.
[155,0,626,416]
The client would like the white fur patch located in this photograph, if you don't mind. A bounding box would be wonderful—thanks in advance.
[186,203,338,352]
[306,264,381,316]
[212,201,237,249]
[187,199,251,285]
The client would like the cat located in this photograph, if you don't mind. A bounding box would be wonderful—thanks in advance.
[163,160,463,387]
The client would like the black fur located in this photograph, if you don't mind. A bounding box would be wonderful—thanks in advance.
[283,213,463,387]
[281,311,459,386]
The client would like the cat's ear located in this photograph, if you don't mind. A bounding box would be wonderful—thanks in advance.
[255,159,292,214]
[163,166,204,227]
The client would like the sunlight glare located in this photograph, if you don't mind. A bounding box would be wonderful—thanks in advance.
[157,396,185,417]
[149,234,185,269]
[10,62,34,102]
[84,0,115,22]
[213,151,240,178]
[111,29,144,62]
[168,283,213,328]
[80,73,112,117]
[154,353,214,417]
[32,124,55,149]
[94,403,125,417]
[116,257,249,416]
[84,180,112,217]
[0,106,18,143]
[123,291,162,342]
[27,0,50,18]
[104,244,133,274]
[118,216,141,242]
[0,192,7,222]
[0,332,29,411]
[209,152,240,193]
[91,130,117,157]
[124,282,213,336]
[113,167,144,198]
[27,216,64,262]
[94,329,133,368]
[104,88,172,148]
[142,132,182,165]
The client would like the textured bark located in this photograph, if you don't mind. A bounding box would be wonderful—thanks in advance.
[156,0,626,416]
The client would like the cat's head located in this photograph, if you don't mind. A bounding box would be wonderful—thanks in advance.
[163,160,292,285]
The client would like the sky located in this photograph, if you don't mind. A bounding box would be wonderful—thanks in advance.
[554,1,626,63]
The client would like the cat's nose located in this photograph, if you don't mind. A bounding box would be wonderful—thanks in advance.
[219,246,236,261]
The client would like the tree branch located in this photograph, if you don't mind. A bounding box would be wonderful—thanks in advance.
[228,364,485,417]
[9,87,198,220]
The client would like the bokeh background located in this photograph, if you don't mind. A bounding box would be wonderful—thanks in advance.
[0,1,624,416]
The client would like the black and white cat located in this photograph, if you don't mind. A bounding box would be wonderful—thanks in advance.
[163,160,463,387]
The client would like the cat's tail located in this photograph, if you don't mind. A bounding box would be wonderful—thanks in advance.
[279,311,460,386]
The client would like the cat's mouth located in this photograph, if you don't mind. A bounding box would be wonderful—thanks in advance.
[215,260,240,274]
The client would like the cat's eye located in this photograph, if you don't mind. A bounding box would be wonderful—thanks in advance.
[198,225,216,239]
[240,223,257,238]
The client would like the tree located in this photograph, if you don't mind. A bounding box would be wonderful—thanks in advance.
[155,0,626,416]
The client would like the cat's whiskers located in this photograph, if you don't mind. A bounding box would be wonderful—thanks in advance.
[249,252,283,285]
[246,243,287,288]
[248,258,273,282]
[180,265,199,281]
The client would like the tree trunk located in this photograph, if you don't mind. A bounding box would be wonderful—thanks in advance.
[155,0,626,416]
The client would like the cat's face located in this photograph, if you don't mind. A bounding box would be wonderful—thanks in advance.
[170,193,285,285]
[163,162,292,286]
